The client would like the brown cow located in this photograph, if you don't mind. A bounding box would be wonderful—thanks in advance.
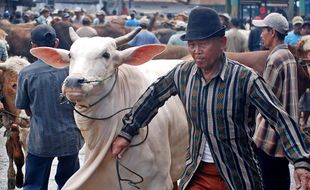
[0,56,30,189]
[0,20,35,61]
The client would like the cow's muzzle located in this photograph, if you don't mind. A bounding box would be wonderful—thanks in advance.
[63,77,85,88]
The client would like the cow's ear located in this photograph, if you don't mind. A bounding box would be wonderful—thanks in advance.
[30,47,70,69]
[121,44,166,66]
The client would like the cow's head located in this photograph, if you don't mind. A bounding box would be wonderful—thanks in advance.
[0,56,30,127]
[30,27,166,106]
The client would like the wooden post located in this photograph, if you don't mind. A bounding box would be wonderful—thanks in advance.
[231,0,239,17]
[299,0,306,15]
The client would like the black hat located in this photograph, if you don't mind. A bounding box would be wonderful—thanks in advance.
[181,7,225,41]
[31,25,56,47]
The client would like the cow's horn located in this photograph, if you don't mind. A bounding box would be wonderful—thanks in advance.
[115,27,142,47]
[69,27,80,42]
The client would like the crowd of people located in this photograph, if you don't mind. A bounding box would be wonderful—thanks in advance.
[0,4,310,190]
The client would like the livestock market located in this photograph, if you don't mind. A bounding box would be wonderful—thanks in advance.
[0,0,310,190]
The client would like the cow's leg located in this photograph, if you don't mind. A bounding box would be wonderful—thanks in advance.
[11,124,25,188]
[173,181,178,190]
[14,146,24,188]
[6,138,16,190]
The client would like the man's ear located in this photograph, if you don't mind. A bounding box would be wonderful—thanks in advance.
[220,36,227,50]
[54,38,60,48]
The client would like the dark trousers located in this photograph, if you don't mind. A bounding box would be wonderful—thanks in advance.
[255,148,290,190]
[23,152,80,190]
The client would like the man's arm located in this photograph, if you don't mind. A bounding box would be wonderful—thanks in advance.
[249,77,310,189]
[112,69,178,158]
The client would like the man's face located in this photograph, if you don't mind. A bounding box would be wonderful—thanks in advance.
[301,24,310,36]
[293,23,302,35]
[260,27,273,49]
[188,37,226,71]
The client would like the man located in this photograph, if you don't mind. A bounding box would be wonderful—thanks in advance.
[16,25,84,190]
[76,16,98,38]
[301,17,310,36]
[252,13,300,190]
[112,7,310,190]
[127,19,160,47]
[167,20,188,47]
[124,12,140,27]
[72,7,84,26]
[35,8,50,25]
[93,10,108,25]
[248,16,262,51]
[284,16,303,45]
[225,17,246,52]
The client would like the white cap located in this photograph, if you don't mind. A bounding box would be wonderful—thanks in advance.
[252,13,289,35]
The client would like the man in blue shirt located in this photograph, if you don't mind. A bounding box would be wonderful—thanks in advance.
[16,25,84,190]
[284,16,303,45]
[128,20,160,47]
[124,13,140,27]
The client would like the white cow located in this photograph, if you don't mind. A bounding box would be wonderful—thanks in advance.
[30,28,189,190]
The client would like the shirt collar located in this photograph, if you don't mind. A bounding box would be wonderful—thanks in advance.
[269,44,288,55]
[193,54,227,82]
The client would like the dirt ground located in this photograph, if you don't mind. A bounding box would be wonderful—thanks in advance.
[0,127,85,190]
[0,126,297,190]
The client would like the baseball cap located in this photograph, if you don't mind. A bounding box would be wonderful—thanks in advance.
[253,12,289,35]
[31,25,57,47]
[62,13,70,18]
[292,16,304,25]
[96,10,106,16]
[175,21,187,30]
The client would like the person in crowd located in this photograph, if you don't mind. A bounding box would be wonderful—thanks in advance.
[301,16,310,36]
[128,19,160,46]
[35,8,50,25]
[11,11,23,24]
[16,25,84,190]
[71,7,84,26]
[298,16,310,129]
[225,17,246,52]
[111,7,310,190]
[284,16,303,45]
[219,13,231,30]
[125,12,140,27]
[167,21,187,46]
[3,10,10,21]
[93,10,108,25]
[61,13,71,23]
[248,16,262,51]
[0,29,8,62]
[76,16,98,37]
[22,11,33,23]
[252,13,300,190]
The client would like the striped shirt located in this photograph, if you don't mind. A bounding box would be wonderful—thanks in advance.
[120,55,310,190]
[253,44,299,157]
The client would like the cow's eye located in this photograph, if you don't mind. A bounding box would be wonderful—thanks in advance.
[68,53,71,59]
[102,52,110,59]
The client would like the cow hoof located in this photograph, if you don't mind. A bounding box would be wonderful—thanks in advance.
[8,179,16,189]
[16,172,23,188]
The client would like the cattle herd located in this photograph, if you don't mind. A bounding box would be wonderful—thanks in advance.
[0,15,310,190]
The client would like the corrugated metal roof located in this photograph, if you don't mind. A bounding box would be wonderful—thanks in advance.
[54,0,99,3]
[132,0,225,4]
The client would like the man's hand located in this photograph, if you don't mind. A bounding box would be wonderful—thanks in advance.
[111,136,130,159]
[294,168,310,190]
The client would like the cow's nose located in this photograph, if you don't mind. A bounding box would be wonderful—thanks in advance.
[64,77,85,88]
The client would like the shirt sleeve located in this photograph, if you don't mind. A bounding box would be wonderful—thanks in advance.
[249,77,310,169]
[119,68,178,141]
[15,71,30,109]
